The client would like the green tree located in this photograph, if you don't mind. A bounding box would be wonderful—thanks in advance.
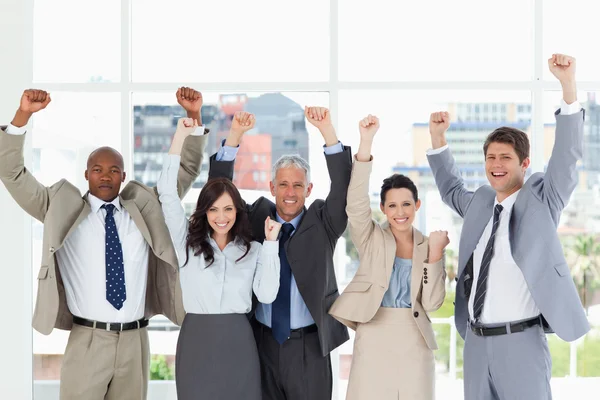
[150,355,174,380]
[567,234,600,313]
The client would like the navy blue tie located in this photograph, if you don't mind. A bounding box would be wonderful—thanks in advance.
[102,204,126,310]
[271,222,295,344]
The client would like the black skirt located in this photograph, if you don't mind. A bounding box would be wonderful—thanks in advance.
[176,313,261,400]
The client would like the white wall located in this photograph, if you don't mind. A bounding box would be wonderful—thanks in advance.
[0,0,33,398]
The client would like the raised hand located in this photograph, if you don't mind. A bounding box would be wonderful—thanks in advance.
[548,54,576,85]
[11,89,52,128]
[20,89,51,114]
[175,117,199,137]
[264,216,282,241]
[230,111,255,137]
[428,230,450,263]
[429,111,450,149]
[305,106,338,147]
[359,114,380,141]
[176,87,203,114]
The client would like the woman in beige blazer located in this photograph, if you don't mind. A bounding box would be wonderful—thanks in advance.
[329,115,449,400]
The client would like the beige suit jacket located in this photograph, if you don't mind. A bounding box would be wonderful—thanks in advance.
[329,158,446,350]
[0,127,207,334]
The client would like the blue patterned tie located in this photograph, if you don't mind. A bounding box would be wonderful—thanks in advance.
[102,204,126,310]
[271,222,295,344]
[472,204,503,321]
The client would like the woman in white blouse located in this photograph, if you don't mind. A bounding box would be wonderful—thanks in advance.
[157,117,282,400]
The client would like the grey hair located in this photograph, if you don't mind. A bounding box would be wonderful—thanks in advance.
[271,155,311,183]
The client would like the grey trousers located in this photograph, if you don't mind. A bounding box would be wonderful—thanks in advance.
[253,320,332,400]
[463,322,552,400]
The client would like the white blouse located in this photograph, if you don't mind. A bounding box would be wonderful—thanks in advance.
[157,154,280,314]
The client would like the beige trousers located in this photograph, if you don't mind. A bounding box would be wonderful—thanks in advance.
[59,324,150,400]
[346,308,435,400]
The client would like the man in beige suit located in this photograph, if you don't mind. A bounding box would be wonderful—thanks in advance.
[0,88,207,400]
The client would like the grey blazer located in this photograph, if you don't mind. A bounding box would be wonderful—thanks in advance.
[427,109,590,342]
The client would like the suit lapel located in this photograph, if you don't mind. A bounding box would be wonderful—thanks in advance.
[411,228,427,306]
[58,201,91,250]
[120,197,154,249]
[379,222,397,289]
[459,196,494,277]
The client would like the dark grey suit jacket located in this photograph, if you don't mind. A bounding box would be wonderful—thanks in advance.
[208,147,352,356]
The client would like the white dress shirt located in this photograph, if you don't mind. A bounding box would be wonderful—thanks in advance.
[426,99,581,324]
[6,124,150,323]
[56,194,149,323]
[158,154,280,314]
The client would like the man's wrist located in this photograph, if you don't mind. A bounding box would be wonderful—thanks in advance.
[11,109,32,128]
[186,110,202,125]
[225,133,242,147]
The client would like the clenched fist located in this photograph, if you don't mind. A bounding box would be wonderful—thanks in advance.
[230,111,256,137]
[264,216,282,241]
[19,89,51,114]
[175,117,199,137]
[428,230,450,263]
[429,111,450,137]
[176,87,203,113]
[359,114,380,141]
[548,54,576,84]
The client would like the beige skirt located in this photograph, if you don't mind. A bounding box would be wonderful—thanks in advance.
[346,307,435,400]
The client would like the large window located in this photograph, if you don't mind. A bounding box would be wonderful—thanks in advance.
[27,0,600,398]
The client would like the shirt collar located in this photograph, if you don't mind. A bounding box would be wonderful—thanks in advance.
[494,189,520,213]
[88,193,122,214]
[276,209,305,229]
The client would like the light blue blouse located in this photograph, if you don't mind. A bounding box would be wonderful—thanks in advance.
[381,257,412,308]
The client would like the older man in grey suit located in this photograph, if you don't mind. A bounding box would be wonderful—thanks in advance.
[427,53,589,400]
[0,88,207,400]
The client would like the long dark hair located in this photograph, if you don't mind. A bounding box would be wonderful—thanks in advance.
[184,178,252,267]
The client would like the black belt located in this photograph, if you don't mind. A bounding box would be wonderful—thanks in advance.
[470,316,542,337]
[73,316,149,332]
[259,322,318,339]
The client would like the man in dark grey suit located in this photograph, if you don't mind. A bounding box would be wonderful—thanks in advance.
[427,54,589,399]
[208,107,351,399]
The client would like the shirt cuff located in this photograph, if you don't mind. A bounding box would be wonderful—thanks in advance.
[261,240,279,254]
[559,99,582,116]
[323,141,344,155]
[216,138,240,161]
[5,124,27,135]
[190,125,207,136]
[426,144,449,155]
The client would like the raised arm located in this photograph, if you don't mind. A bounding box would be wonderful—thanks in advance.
[345,115,380,252]
[426,112,474,218]
[304,106,352,239]
[542,54,584,216]
[252,217,282,303]
[0,90,56,222]
[157,118,199,266]
[173,87,208,198]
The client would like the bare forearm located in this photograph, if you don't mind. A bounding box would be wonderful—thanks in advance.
[320,125,338,147]
[11,110,32,128]
[169,134,187,155]
[431,135,448,149]
[186,110,202,125]
[356,138,373,162]
[561,80,577,105]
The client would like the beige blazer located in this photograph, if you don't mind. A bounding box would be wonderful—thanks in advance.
[0,128,207,334]
[329,158,446,350]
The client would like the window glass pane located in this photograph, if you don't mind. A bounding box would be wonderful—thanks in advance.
[132,0,330,82]
[33,0,121,83]
[543,1,600,81]
[339,0,533,81]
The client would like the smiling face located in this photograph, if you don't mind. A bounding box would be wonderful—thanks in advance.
[85,147,126,202]
[485,142,530,200]
[270,166,313,222]
[380,188,421,233]
[206,192,237,236]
